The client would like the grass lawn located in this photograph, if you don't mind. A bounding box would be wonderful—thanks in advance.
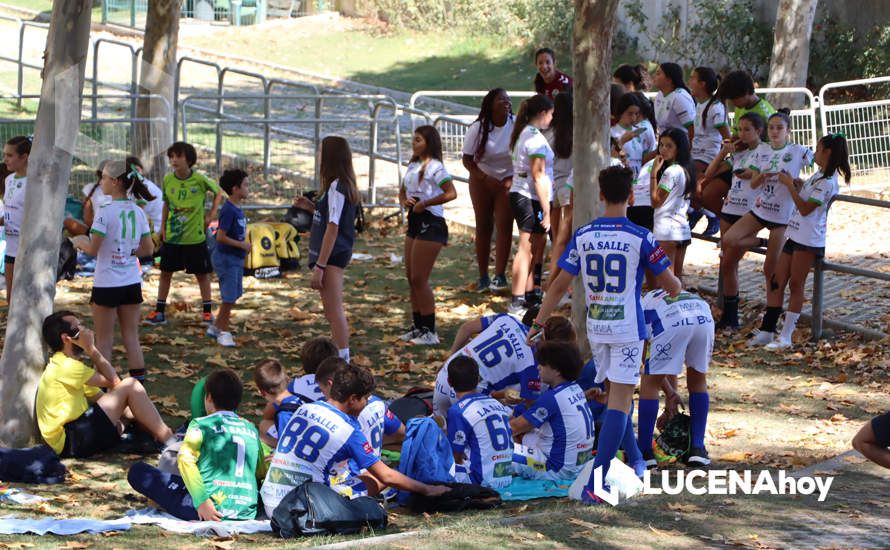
[0,214,887,547]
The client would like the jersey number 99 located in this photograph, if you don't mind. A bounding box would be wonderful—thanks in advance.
[586,253,627,293]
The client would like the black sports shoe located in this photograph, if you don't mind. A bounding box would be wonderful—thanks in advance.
[685,446,711,466]
[641,448,658,469]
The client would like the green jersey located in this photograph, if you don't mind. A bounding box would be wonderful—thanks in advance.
[178,411,268,520]
[731,97,776,136]
[162,170,220,245]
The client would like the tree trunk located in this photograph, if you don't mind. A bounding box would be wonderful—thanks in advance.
[767,0,818,108]
[571,0,620,355]
[0,0,93,447]
[136,0,182,182]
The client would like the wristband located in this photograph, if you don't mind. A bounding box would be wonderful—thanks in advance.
[531,321,544,331]
[315,264,326,271]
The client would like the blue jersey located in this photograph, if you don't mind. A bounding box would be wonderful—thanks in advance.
[520,381,595,472]
[271,395,303,441]
[447,393,514,488]
[288,374,323,404]
[641,289,713,339]
[575,360,605,422]
[558,217,671,343]
[346,395,402,475]
[260,401,378,515]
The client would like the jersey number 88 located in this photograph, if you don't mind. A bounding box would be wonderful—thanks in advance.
[278,417,330,463]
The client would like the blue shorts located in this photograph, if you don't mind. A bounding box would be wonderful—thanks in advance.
[212,250,244,304]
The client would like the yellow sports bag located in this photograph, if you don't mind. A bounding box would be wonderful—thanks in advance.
[244,222,280,272]
[269,222,300,271]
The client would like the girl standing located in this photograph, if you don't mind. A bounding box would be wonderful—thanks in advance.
[508,95,554,316]
[398,126,457,345]
[72,160,155,381]
[462,88,514,293]
[650,128,694,280]
[2,136,30,301]
[652,62,696,142]
[765,135,850,349]
[611,93,657,178]
[533,48,572,99]
[544,92,573,291]
[612,64,649,92]
[298,136,362,360]
[688,67,730,236]
[721,110,814,341]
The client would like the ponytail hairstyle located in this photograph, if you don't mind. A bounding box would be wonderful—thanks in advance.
[550,92,573,159]
[613,64,647,91]
[738,111,767,144]
[533,48,556,94]
[633,91,657,130]
[819,133,852,184]
[693,66,721,129]
[658,62,689,94]
[609,83,626,120]
[657,128,695,197]
[510,94,554,151]
[103,159,155,202]
[319,135,360,205]
[6,135,32,156]
[473,88,510,162]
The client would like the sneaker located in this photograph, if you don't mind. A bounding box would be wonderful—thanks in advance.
[685,446,711,466]
[525,290,543,307]
[217,331,236,347]
[476,276,491,293]
[410,328,440,346]
[202,312,214,325]
[206,324,220,338]
[703,214,721,237]
[506,301,527,319]
[581,487,609,505]
[398,326,419,341]
[765,337,792,350]
[488,274,508,293]
[687,208,704,231]
[715,319,739,333]
[144,311,167,326]
[747,329,776,347]
[641,448,658,469]
[630,459,649,478]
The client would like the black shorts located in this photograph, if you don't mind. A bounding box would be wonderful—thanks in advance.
[509,192,545,234]
[61,403,121,458]
[872,411,890,448]
[311,251,352,270]
[751,212,787,231]
[782,238,825,258]
[159,242,213,274]
[406,211,448,245]
[91,283,143,307]
[627,206,654,230]
[4,255,14,265]
[720,212,743,225]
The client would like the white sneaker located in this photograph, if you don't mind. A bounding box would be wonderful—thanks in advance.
[217,332,236,347]
[206,324,220,338]
[747,329,776,347]
[399,327,420,341]
[765,337,792,350]
[506,301,527,319]
[410,328,440,346]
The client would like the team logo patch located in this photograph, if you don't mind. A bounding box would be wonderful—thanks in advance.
[534,407,549,421]
[782,152,793,162]
[649,246,666,264]
[453,430,466,445]
[567,248,580,266]
[527,379,542,391]
[362,441,374,454]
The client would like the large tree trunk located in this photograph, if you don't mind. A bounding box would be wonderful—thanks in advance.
[0,0,93,447]
[135,0,182,182]
[571,0,620,355]
[767,0,818,108]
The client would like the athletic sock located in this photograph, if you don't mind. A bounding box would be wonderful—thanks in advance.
[721,295,738,326]
[421,313,436,333]
[338,348,350,362]
[202,301,212,314]
[533,264,543,287]
[688,392,709,449]
[621,413,643,465]
[511,295,525,307]
[760,306,783,333]
[636,398,659,454]
[128,369,146,382]
[412,311,421,329]
[155,300,166,314]
[703,209,717,218]
[590,408,627,482]
[780,311,800,341]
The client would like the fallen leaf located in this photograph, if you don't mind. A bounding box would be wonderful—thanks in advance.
[717,451,749,463]
[207,354,228,368]
[568,518,598,530]
[65,543,90,549]
[667,502,700,513]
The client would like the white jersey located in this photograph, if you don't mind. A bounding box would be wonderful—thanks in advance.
[544,128,572,190]
[516,381,594,474]
[82,181,111,208]
[611,123,656,178]
[434,314,539,417]
[447,393,514,488]
[654,88,695,135]
[721,147,760,217]
[558,217,673,344]
[641,290,714,375]
[288,374,323,404]
[786,171,839,248]
[751,142,815,224]
[354,395,401,457]
[691,98,728,163]
[3,174,27,257]
[90,199,150,288]
[141,178,163,231]
[402,159,452,218]
[641,290,713,339]
[510,125,554,201]
[632,159,655,207]
[462,116,514,181]
[653,164,691,242]
[261,401,379,516]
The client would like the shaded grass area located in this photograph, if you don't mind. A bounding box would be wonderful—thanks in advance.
[0,216,886,548]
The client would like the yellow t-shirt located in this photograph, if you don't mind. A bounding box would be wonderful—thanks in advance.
[36,352,101,454]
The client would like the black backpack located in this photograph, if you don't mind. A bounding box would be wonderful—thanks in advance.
[405,482,502,513]
[387,387,434,425]
[270,481,387,538]
[655,411,691,461]
[57,238,77,281]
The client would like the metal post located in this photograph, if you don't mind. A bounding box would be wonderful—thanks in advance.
[313,96,322,190]
[263,82,271,178]
[102,0,108,24]
[16,23,24,109]
[810,258,825,341]
[368,104,377,205]
[91,40,100,130]
[130,0,136,28]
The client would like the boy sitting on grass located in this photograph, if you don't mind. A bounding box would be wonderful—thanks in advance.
[128,369,268,520]
[255,359,302,447]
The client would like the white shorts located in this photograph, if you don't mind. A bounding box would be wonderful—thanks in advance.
[645,322,714,376]
[512,437,581,481]
[590,341,645,385]
[553,180,572,208]
[653,218,691,242]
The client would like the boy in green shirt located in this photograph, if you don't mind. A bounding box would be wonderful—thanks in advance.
[145,141,223,326]
[128,368,268,520]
